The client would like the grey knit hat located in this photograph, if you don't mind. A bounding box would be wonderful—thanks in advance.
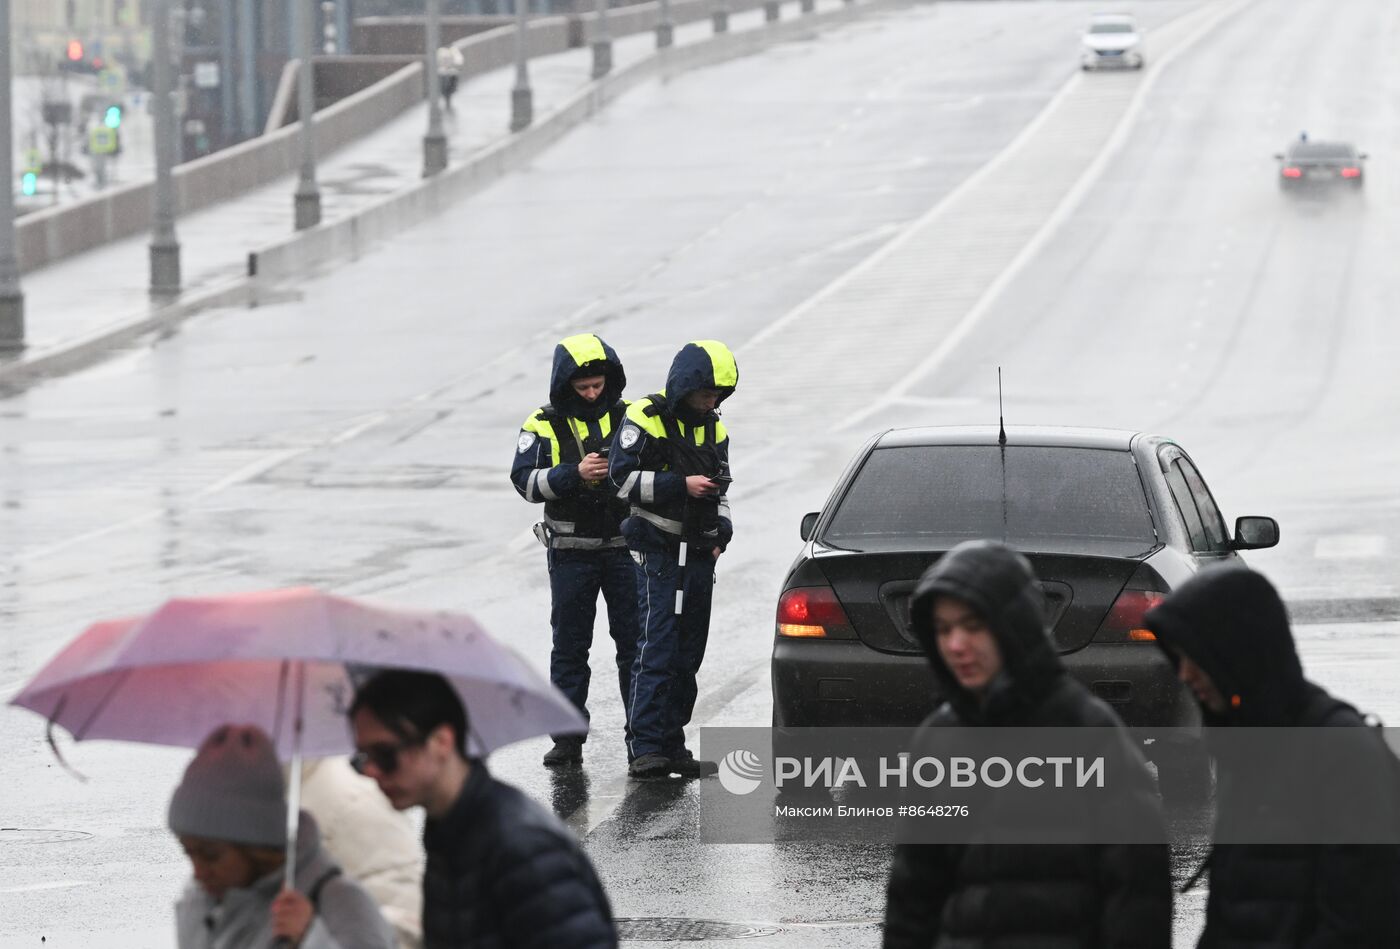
[168,725,287,848]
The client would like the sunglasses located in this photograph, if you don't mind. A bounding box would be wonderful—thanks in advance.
[350,739,422,776]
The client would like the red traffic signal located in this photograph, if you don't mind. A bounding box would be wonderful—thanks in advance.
[66,39,84,61]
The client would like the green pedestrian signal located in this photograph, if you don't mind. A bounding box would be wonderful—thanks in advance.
[22,172,38,196]
[104,104,123,129]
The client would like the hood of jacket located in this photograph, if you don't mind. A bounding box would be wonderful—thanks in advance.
[549,333,626,421]
[660,340,738,425]
[1144,565,1305,726]
[908,540,1063,724]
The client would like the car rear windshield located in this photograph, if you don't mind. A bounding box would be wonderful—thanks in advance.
[1289,143,1356,161]
[1089,21,1134,33]
[823,445,1157,555]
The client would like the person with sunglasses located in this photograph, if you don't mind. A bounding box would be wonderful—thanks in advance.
[169,724,396,949]
[348,670,618,949]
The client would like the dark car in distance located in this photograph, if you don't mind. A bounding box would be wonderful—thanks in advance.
[1276,140,1366,190]
[771,426,1279,800]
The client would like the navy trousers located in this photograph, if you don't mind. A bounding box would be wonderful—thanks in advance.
[548,546,639,743]
[626,546,715,761]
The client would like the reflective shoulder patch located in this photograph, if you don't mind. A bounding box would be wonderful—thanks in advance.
[517,431,537,454]
[618,424,642,450]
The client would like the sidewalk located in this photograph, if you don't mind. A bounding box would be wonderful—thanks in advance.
[0,0,867,387]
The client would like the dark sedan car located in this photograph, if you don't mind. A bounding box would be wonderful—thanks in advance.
[771,426,1279,800]
[1276,139,1366,190]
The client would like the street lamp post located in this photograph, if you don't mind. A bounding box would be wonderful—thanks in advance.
[510,0,533,131]
[0,0,25,349]
[149,0,182,294]
[591,0,611,79]
[294,0,322,228]
[656,0,674,48]
[423,0,447,175]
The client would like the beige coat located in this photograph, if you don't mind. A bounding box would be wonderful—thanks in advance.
[299,758,425,949]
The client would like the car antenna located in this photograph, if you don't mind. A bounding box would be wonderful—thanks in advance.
[998,367,1007,446]
[998,367,1008,542]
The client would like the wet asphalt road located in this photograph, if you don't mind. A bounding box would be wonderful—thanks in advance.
[4,0,1400,945]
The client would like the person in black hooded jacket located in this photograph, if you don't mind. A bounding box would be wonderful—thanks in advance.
[883,540,1171,949]
[1144,565,1400,948]
[511,333,638,767]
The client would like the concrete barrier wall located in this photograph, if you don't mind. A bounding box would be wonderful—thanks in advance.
[249,0,900,287]
[14,0,801,275]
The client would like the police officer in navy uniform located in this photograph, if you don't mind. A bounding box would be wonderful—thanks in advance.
[511,334,638,767]
[608,340,738,779]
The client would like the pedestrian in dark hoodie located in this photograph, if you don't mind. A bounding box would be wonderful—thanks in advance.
[608,340,738,779]
[1144,565,1400,948]
[349,670,618,949]
[511,333,638,767]
[883,540,1171,949]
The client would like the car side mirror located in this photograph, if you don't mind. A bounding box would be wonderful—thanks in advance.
[1359,152,1370,160]
[800,512,820,542]
[1272,153,1284,161]
[1232,516,1279,550]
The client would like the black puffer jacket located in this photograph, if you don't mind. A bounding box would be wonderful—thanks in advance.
[883,541,1171,949]
[1145,566,1400,949]
[422,762,617,949]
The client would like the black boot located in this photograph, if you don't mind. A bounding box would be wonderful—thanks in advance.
[543,736,584,767]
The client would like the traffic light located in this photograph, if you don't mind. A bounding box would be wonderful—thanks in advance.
[66,39,84,62]
[104,104,123,129]
[21,172,38,197]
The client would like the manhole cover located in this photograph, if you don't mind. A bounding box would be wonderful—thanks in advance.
[616,918,779,941]
[0,828,93,844]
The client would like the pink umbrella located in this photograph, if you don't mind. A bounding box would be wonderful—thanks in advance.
[10,587,586,887]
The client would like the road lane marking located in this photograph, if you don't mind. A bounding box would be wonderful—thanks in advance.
[826,0,1256,431]
[1313,535,1386,559]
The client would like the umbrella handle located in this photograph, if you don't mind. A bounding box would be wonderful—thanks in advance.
[284,662,305,890]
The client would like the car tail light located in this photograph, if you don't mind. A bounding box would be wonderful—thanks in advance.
[1341,167,1361,178]
[1281,167,1303,178]
[1093,590,1166,643]
[777,587,853,639]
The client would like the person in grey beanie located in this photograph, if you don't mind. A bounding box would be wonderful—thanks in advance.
[168,724,396,949]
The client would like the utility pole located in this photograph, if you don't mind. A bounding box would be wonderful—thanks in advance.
[591,0,611,78]
[294,0,321,228]
[423,0,447,176]
[510,0,532,131]
[656,0,674,49]
[150,0,182,295]
[0,0,25,349]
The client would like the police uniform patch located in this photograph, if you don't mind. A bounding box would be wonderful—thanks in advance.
[618,425,641,450]
[517,431,537,453]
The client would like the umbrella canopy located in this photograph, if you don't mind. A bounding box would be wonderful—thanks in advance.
[11,587,586,758]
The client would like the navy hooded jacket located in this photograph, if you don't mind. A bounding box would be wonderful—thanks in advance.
[510,334,629,546]
[607,340,737,552]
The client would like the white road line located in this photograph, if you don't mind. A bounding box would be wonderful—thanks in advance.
[837,0,1256,431]
[0,880,94,894]
[1313,535,1387,559]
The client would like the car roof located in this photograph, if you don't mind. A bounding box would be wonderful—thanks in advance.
[874,425,1139,450]
[1287,141,1358,155]
[1089,13,1136,23]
